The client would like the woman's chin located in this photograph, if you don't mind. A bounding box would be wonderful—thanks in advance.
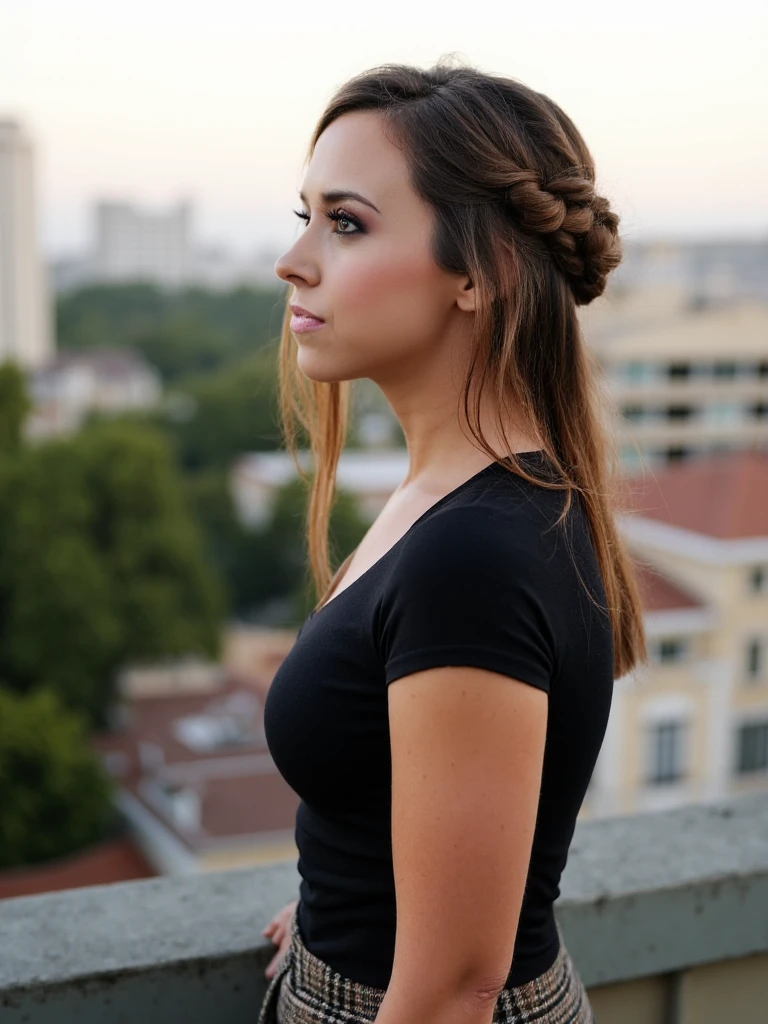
[296,351,345,385]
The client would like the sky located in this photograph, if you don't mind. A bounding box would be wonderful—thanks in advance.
[3,0,767,259]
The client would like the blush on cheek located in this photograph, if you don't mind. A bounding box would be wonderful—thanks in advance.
[342,251,442,323]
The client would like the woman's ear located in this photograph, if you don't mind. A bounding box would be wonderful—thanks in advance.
[455,275,475,313]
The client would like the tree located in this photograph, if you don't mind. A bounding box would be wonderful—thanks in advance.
[55,281,287,380]
[0,362,31,454]
[0,421,224,726]
[182,469,283,616]
[165,347,283,472]
[263,475,370,625]
[74,420,224,668]
[0,444,124,724]
[0,688,115,870]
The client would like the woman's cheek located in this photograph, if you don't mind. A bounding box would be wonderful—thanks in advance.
[340,251,436,323]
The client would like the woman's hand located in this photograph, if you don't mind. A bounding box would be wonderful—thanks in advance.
[261,899,298,979]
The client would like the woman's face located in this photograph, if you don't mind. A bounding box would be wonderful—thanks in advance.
[274,111,473,386]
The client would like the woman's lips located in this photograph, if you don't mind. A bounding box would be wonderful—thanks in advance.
[290,314,326,333]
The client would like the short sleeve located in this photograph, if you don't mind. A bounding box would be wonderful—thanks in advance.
[379,507,557,693]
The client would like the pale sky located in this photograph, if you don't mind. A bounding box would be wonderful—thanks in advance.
[3,0,767,259]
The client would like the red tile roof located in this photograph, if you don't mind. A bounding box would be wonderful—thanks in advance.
[0,837,155,901]
[632,558,704,612]
[94,673,299,849]
[620,450,768,539]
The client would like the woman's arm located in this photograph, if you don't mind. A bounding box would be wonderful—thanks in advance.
[374,662,548,1024]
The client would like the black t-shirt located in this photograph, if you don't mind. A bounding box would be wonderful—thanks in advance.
[264,451,614,990]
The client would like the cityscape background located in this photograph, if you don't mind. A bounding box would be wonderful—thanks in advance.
[1,8,767,1019]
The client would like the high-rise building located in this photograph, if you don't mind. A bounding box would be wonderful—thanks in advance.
[0,119,53,369]
[49,200,282,293]
[91,200,195,287]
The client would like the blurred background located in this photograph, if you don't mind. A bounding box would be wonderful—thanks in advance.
[1,0,766,990]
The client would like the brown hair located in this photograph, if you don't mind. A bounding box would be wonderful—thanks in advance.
[278,56,647,680]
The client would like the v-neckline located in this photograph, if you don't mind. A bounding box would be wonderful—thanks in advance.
[307,451,545,622]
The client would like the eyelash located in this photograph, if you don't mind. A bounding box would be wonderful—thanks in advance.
[292,206,364,236]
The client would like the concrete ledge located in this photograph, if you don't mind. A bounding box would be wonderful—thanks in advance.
[1,791,767,1023]
[0,860,300,1024]
[556,790,768,986]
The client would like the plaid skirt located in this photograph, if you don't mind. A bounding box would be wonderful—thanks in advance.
[257,906,595,1023]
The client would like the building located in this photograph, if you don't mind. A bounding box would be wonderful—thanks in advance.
[25,347,162,440]
[49,200,283,293]
[612,237,768,304]
[0,119,53,369]
[94,661,300,876]
[0,836,155,901]
[585,451,768,818]
[90,200,194,288]
[584,296,768,473]
[231,448,412,528]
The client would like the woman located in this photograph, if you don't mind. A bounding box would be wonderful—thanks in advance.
[258,57,647,1024]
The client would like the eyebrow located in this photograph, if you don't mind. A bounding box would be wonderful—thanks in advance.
[298,189,381,215]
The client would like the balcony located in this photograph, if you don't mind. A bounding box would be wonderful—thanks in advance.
[1,791,767,1024]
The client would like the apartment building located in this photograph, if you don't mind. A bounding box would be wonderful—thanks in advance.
[25,348,162,439]
[584,296,768,474]
[584,451,768,819]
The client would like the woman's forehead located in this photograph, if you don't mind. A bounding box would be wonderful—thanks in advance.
[305,113,411,212]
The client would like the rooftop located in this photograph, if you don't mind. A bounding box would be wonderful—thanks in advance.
[620,450,768,540]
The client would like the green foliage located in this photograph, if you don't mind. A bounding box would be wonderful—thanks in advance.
[182,470,280,615]
[0,444,124,722]
[0,688,115,870]
[73,420,224,664]
[162,347,284,471]
[0,420,224,725]
[56,282,287,382]
[0,362,31,454]
[181,469,369,625]
[266,475,370,625]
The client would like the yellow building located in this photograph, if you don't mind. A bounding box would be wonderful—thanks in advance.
[583,451,768,818]
[581,292,768,474]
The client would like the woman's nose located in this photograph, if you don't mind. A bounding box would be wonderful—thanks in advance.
[274,243,319,286]
[274,248,294,283]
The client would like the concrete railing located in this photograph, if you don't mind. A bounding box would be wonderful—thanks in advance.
[2,790,767,1024]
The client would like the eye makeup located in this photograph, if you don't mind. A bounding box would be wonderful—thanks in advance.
[293,206,366,236]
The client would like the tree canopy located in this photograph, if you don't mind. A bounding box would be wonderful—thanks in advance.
[0,362,31,454]
[0,688,115,870]
[0,418,223,726]
[55,282,287,382]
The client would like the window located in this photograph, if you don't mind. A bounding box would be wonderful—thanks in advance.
[667,362,691,380]
[647,720,687,784]
[620,361,656,385]
[736,722,768,774]
[650,637,689,664]
[713,361,737,379]
[706,402,744,426]
[749,565,768,594]
[622,404,645,422]
[746,638,765,681]
[666,405,694,421]
[665,447,690,463]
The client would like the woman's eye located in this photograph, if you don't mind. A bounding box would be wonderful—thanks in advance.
[291,207,363,236]
[327,208,362,235]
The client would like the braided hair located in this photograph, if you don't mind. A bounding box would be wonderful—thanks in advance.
[503,168,622,305]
